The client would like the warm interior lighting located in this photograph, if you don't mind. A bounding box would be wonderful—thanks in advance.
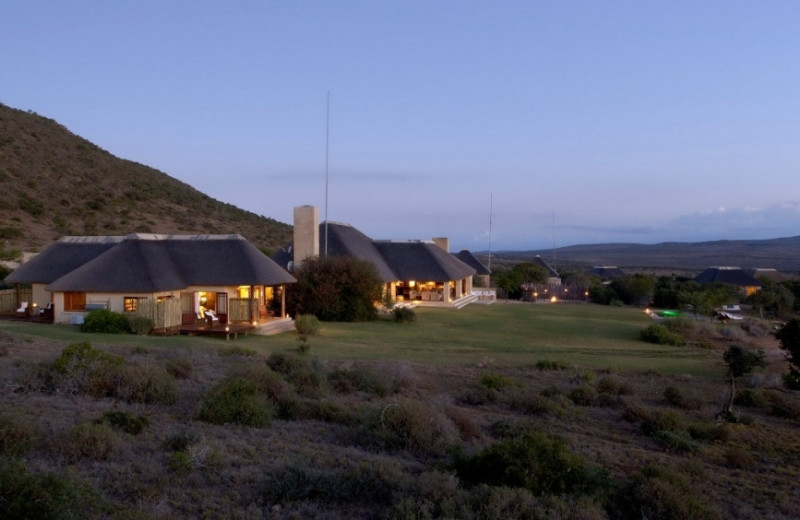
[550,296,557,303]
[409,280,416,288]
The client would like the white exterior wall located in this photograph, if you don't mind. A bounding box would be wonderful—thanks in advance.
[31,283,50,308]
[53,290,179,325]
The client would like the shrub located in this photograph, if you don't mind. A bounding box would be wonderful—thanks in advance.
[375,399,459,455]
[640,410,683,436]
[663,386,701,410]
[80,309,131,334]
[0,412,37,456]
[276,396,349,423]
[98,410,149,435]
[479,373,516,391]
[267,351,310,375]
[237,364,291,401]
[454,431,609,497]
[620,463,718,520]
[62,423,116,462]
[165,358,193,379]
[162,430,200,452]
[114,363,178,405]
[329,365,390,396]
[129,317,153,335]
[640,324,685,346]
[217,345,256,357]
[767,392,800,420]
[262,461,404,506]
[568,384,598,406]
[49,342,124,397]
[295,314,321,335]
[196,377,274,427]
[597,376,633,396]
[536,359,568,371]
[392,306,416,324]
[0,459,103,520]
[686,422,729,443]
[733,388,768,408]
[651,430,696,453]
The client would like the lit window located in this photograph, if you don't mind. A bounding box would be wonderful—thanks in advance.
[124,297,141,312]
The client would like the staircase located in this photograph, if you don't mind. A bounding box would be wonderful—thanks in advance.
[252,317,295,336]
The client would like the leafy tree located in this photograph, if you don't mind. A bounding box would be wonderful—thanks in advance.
[748,284,795,319]
[286,256,384,322]
[492,262,548,300]
[775,318,800,389]
[720,345,766,418]
[610,274,654,306]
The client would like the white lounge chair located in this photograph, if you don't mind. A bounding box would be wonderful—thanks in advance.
[15,301,29,318]
[204,310,220,326]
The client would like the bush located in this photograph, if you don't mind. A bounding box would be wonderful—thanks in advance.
[114,363,178,405]
[651,430,696,453]
[640,324,686,346]
[162,429,200,452]
[129,316,153,335]
[375,399,459,455]
[287,255,384,322]
[62,423,116,462]
[295,314,321,335]
[80,309,131,334]
[0,459,103,520]
[640,410,683,436]
[620,463,718,520]
[49,342,124,397]
[480,373,516,391]
[568,384,598,406]
[392,306,416,324]
[597,376,632,396]
[536,359,568,371]
[196,377,275,427]
[454,431,609,497]
[663,386,701,410]
[767,392,800,420]
[98,410,149,435]
[686,422,729,443]
[329,365,390,396]
[217,345,256,357]
[165,358,193,379]
[0,412,37,456]
[733,388,768,408]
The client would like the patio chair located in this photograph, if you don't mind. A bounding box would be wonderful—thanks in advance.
[39,302,53,319]
[15,301,29,318]
[204,310,220,326]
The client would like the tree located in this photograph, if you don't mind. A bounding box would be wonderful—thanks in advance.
[748,284,795,319]
[286,256,384,322]
[610,274,654,306]
[775,318,800,389]
[720,345,766,418]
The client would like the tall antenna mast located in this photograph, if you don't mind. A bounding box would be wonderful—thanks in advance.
[487,193,493,272]
[552,211,556,272]
[324,91,330,258]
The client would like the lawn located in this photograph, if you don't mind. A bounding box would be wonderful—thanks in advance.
[0,302,722,376]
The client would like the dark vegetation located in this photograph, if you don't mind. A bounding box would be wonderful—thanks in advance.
[0,103,291,253]
[1,318,798,519]
[287,255,385,322]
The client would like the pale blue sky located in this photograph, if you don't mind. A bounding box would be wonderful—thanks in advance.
[3,1,800,250]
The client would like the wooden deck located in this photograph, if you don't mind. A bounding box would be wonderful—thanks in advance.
[179,322,254,340]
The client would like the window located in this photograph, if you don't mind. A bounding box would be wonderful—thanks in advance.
[124,297,141,313]
[64,292,86,312]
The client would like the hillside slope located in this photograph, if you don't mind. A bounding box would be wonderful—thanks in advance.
[501,236,800,272]
[0,103,291,253]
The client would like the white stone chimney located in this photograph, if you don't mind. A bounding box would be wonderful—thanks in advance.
[432,237,450,253]
[293,205,319,268]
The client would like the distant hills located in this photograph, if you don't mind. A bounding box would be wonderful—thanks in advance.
[0,103,291,254]
[497,236,800,273]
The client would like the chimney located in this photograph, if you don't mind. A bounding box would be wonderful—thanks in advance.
[293,206,319,268]
[432,237,449,253]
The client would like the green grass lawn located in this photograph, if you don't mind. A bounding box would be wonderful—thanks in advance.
[0,303,722,376]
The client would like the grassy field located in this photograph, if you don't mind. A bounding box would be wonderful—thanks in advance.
[2,302,797,519]
[0,303,721,376]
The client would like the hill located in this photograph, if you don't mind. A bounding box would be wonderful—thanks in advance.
[0,102,291,254]
[497,236,800,273]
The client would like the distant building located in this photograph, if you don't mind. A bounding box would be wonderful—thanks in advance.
[694,266,762,297]
[746,268,795,284]
[589,265,626,281]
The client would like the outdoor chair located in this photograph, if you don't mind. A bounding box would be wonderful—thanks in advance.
[205,310,220,326]
[39,302,53,319]
[15,301,29,318]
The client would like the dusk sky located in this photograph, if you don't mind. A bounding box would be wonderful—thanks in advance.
[2,2,799,251]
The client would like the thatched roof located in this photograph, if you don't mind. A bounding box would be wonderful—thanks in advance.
[589,265,626,280]
[4,236,123,284]
[6,234,295,292]
[532,255,560,278]
[272,222,477,283]
[694,267,762,287]
[453,250,491,275]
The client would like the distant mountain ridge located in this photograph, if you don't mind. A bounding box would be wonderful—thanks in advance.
[0,102,291,254]
[496,236,800,273]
